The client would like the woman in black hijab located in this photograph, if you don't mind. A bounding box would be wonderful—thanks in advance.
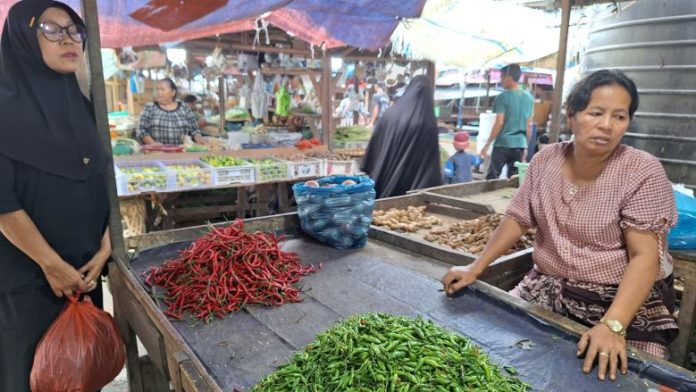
[361,75,442,198]
[0,1,111,389]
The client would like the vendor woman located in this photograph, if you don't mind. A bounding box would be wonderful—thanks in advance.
[137,78,206,145]
[442,70,678,382]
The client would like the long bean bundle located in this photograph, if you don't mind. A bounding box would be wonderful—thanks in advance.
[253,313,529,391]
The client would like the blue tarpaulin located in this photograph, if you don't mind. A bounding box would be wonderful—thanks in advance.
[0,0,426,49]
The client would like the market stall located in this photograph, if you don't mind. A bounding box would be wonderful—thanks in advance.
[112,204,696,391]
[104,24,442,235]
[58,1,696,391]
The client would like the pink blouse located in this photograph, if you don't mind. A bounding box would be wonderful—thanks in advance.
[507,141,677,285]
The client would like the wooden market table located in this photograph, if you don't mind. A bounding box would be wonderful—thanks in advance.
[111,193,696,391]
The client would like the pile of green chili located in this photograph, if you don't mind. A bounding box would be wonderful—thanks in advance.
[253,313,529,392]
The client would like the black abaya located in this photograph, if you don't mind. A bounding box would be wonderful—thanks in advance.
[361,76,442,198]
[0,1,110,390]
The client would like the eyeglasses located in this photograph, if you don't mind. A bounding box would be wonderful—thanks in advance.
[37,22,86,43]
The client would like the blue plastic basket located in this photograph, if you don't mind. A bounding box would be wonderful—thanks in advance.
[292,176,376,249]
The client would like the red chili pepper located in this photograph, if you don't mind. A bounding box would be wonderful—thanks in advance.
[143,219,321,322]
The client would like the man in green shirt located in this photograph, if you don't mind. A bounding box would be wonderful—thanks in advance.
[481,64,534,180]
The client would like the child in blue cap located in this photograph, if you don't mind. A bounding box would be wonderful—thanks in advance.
[444,131,478,184]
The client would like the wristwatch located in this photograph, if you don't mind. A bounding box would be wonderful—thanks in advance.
[599,318,626,337]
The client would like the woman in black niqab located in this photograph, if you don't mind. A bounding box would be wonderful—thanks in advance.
[0,1,112,390]
[361,75,442,198]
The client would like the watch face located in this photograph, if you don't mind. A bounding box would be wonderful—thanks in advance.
[605,319,622,332]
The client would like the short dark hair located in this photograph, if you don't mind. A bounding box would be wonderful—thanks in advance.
[183,94,198,104]
[500,64,522,82]
[564,69,639,119]
[159,78,178,98]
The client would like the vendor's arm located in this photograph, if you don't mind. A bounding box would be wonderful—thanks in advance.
[443,154,538,293]
[137,104,159,144]
[193,133,206,144]
[142,135,158,144]
[185,107,205,144]
[442,217,529,294]
[578,158,677,381]
[577,228,659,381]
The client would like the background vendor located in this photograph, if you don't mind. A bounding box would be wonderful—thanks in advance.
[137,78,205,145]
[183,94,207,128]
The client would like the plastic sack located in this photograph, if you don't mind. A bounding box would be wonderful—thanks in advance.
[668,190,696,250]
[30,294,126,392]
[293,176,376,249]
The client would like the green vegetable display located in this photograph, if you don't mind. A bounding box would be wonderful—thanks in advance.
[225,107,250,121]
[119,165,167,193]
[112,137,139,156]
[334,126,372,144]
[164,164,212,188]
[185,144,209,153]
[253,313,529,392]
[200,156,249,167]
[250,159,288,182]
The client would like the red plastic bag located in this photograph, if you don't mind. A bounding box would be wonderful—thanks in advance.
[30,294,126,392]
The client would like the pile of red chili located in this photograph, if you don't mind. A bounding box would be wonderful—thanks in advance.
[144,219,320,322]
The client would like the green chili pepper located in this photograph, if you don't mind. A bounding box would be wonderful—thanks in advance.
[252,313,530,392]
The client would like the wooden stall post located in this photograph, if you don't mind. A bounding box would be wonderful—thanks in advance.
[80,1,154,390]
[80,0,127,264]
[426,60,436,96]
[548,0,571,143]
[218,76,227,133]
[671,254,696,366]
[353,67,360,126]
[321,53,333,147]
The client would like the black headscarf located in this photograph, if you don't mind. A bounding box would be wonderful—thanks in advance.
[0,0,107,181]
[361,75,442,198]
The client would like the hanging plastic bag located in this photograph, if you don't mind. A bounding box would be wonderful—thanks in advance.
[30,294,126,392]
[668,189,696,250]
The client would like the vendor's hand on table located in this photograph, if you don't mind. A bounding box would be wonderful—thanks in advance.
[577,323,628,381]
[441,264,481,295]
[41,259,90,298]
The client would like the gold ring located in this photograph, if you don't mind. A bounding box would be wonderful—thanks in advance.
[599,352,609,357]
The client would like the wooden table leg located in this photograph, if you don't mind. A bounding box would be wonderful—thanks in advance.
[671,276,696,366]
[277,182,290,213]
[123,323,145,392]
[237,186,249,219]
